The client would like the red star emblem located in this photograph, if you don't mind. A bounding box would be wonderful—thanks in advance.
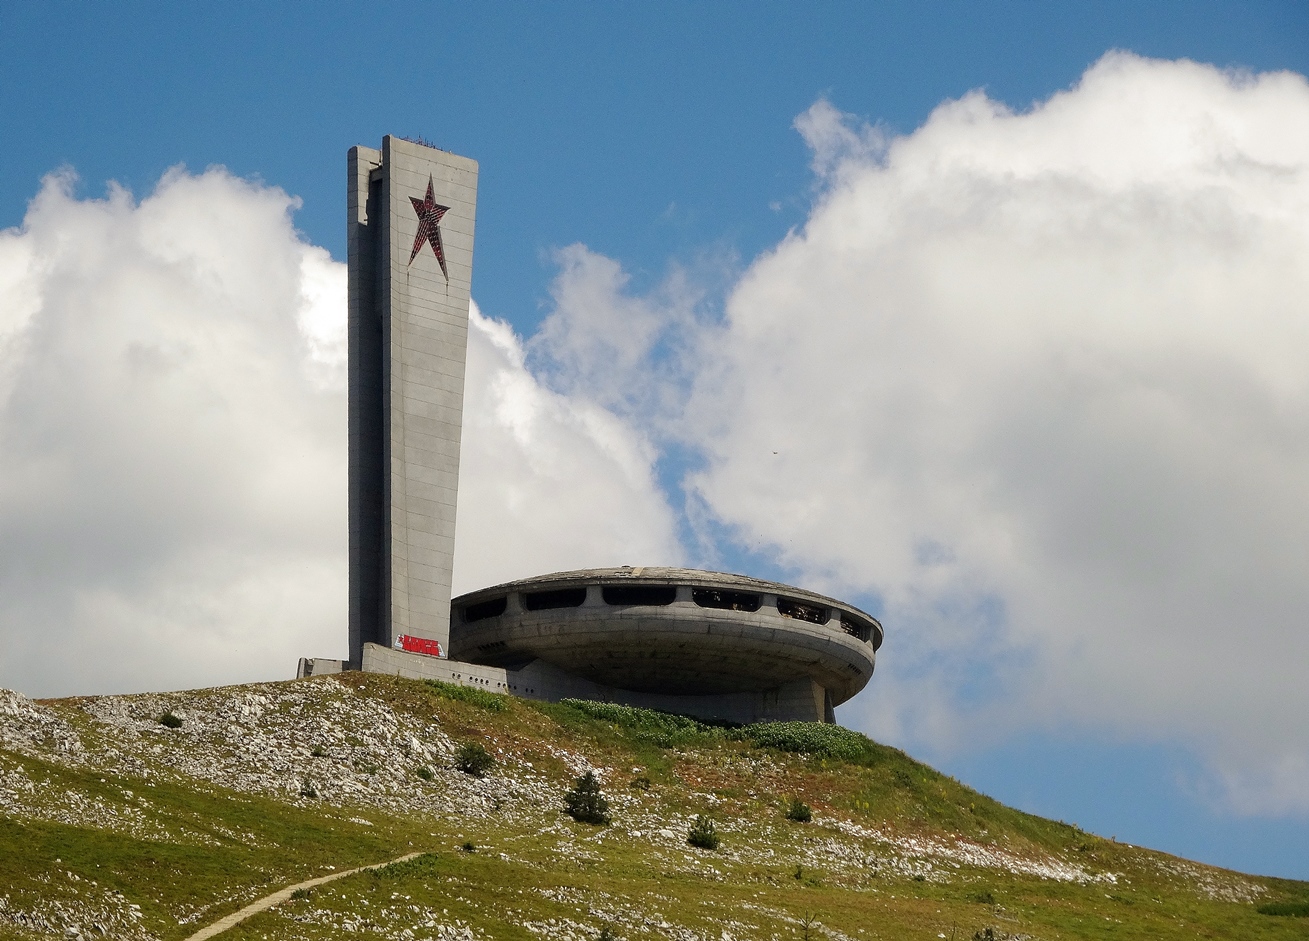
[408,175,450,279]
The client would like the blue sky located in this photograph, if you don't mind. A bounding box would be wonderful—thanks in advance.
[5,1,1307,334]
[3,1,1309,881]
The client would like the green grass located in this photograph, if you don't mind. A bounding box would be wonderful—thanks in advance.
[423,678,506,711]
[0,752,407,940]
[540,697,1087,854]
[2,673,1303,941]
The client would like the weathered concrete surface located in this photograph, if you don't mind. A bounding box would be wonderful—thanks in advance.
[362,643,512,693]
[448,567,879,708]
[296,657,344,678]
[349,137,478,668]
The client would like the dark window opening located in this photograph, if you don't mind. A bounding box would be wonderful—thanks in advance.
[777,597,829,624]
[602,584,677,606]
[463,597,507,623]
[692,588,761,612]
[840,614,871,642]
[524,587,587,610]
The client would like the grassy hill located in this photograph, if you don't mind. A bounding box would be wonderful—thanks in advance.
[1,673,1306,941]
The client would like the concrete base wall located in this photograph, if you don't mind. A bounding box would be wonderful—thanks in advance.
[296,657,344,678]
[360,644,515,693]
[356,644,829,723]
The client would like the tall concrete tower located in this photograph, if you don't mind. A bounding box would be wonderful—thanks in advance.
[348,137,478,668]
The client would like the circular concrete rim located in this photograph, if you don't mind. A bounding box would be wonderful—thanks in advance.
[449,566,882,703]
[453,566,883,651]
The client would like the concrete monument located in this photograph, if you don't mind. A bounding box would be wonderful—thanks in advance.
[300,136,884,724]
[347,137,478,668]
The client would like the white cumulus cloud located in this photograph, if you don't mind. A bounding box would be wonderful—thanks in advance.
[679,53,1309,815]
[452,300,684,592]
[0,168,347,697]
[0,167,680,698]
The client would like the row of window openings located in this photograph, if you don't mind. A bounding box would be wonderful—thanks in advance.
[461,587,872,642]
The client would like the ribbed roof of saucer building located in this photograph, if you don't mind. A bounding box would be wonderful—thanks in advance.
[449,567,882,722]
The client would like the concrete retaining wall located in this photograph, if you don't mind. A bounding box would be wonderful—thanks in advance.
[296,658,344,678]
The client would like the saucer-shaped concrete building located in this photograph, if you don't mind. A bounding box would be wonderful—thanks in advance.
[448,567,882,724]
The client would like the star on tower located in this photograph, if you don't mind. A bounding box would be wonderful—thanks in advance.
[408,175,450,279]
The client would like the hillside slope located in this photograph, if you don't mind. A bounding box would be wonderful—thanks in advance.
[1,674,1305,941]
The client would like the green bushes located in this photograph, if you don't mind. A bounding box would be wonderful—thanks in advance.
[376,853,442,884]
[786,798,812,822]
[687,814,719,850]
[558,699,723,748]
[550,700,917,779]
[1258,901,1309,917]
[550,700,908,772]
[741,722,882,763]
[158,712,183,729]
[563,771,610,825]
[455,742,495,778]
[424,679,507,712]
[373,853,442,880]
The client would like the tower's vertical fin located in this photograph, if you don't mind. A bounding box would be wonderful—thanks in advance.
[349,137,478,665]
[348,145,385,668]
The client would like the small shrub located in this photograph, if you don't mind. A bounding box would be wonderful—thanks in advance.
[794,864,804,880]
[299,779,318,799]
[912,873,926,882]
[158,712,183,729]
[598,927,616,941]
[424,679,506,712]
[563,771,610,825]
[460,841,476,853]
[414,765,433,781]
[290,888,311,901]
[971,889,996,905]
[786,798,812,822]
[687,814,719,850]
[630,775,652,790]
[310,746,327,758]
[455,742,495,778]
[800,912,817,941]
